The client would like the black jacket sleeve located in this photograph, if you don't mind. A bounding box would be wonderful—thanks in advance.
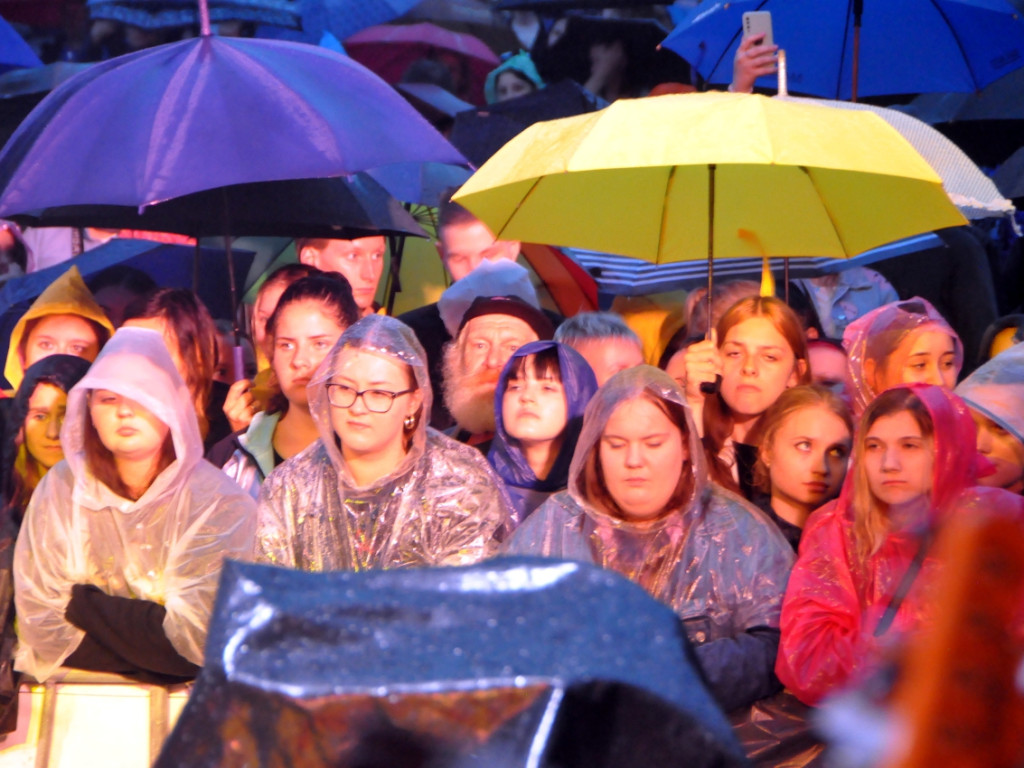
[64,584,200,679]
[694,625,783,714]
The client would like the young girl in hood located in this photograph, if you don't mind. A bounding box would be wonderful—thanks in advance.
[842,297,962,417]
[13,328,255,682]
[212,273,359,498]
[505,366,794,713]
[680,296,811,499]
[775,384,1023,705]
[255,315,510,571]
[752,385,854,550]
[488,341,598,527]
[956,343,1024,495]
[2,355,91,524]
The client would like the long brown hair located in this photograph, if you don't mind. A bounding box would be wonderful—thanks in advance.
[851,388,934,561]
[82,395,176,501]
[703,296,812,490]
[582,392,694,523]
[123,289,217,437]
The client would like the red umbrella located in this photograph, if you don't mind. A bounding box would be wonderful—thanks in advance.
[345,22,500,105]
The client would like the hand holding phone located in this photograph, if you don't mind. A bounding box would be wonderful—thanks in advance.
[732,11,778,93]
[742,11,774,47]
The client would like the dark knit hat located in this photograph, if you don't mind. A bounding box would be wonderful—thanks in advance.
[457,295,554,340]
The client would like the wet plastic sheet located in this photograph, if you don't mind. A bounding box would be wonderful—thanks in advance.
[157,557,749,767]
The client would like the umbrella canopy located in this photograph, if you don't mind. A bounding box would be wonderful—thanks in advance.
[344,22,500,105]
[496,0,667,9]
[0,34,467,216]
[302,0,422,42]
[7,173,429,238]
[778,95,1014,220]
[994,146,1024,200]
[662,0,1024,100]
[0,13,42,71]
[453,92,967,264]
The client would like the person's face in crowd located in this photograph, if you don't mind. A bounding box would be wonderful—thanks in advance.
[720,317,802,419]
[863,409,934,510]
[444,314,539,434]
[808,343,853,407]
[92,285,139,328]
[272,299,347,409]
[972,410,1024,494]
[874,325,957,392]
[328,350,422,464]
[599,397,688,523]
[22,314,101,369]
[570,338,644,387]
[502,357,567,447]
[21,383,68,471]
[299,237,386,315]
[122,316,188,385]
[214,333,258,384]
[495,70,536,102]
[764,405,851,518]
[89,389,170,464]
[251,280,288,359]
[664,347,689,391]
[438,220,520,282]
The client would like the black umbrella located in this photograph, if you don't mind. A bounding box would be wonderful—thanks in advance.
[156,558,747,767]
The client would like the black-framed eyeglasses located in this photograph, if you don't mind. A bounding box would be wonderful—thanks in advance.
[326,383,414,413]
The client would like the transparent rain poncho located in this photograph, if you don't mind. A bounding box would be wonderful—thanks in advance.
[955,341,1024,450]
[775,384,1020,705]
[13,328,256,681]
[505,366,795,711]
[254,315,511,571]
[841,297,963,416]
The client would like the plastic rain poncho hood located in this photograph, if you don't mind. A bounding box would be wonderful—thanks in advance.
[842,297,962,416]
[488,340,598,526]
[955,341,1024,449]
[13,327,256,681]
[3,265,113,391]
[505,365,794,710]
[775,383,1010,705]
[254,314,511,572]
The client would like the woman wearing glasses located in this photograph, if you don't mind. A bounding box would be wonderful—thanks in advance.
[254,314,511,571]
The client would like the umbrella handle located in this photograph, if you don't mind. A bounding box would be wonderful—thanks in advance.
[700,375,722,395]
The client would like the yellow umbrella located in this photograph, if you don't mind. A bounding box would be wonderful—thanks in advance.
[453,91,967,267]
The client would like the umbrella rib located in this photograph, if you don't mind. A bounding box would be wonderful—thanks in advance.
[800,165,847,255]
[930,0,982,91]
[494,176,544,242]
[657,165,678,263]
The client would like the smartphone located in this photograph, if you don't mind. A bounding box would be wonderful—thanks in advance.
[742,11,774,47]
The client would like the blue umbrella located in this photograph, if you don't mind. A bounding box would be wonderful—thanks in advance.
[0,34,467,216]
[86,0,303,30]
[662,0,1024,101]
[0,14,42,72]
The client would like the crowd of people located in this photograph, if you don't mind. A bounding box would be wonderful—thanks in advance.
[0,185,1022,762]
[0,3,1022,764]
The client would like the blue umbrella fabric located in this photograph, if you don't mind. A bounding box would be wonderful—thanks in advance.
[0,35,467,217]
[0,14,42,72]
[155,558,747,767]
[86,0,302,29]
[662,0,1024,100]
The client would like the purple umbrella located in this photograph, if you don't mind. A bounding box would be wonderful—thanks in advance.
[0,30,467,216]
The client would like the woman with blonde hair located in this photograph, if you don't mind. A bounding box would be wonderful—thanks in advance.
[752,385,854,549]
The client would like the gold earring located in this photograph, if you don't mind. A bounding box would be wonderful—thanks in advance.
[404,413,417,430]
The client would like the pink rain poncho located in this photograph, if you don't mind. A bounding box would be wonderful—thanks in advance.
[14,328,256,682]
[842,297,963,416]
[505,366,794,712]
[254,315,511,571]
[775,384,1024,705]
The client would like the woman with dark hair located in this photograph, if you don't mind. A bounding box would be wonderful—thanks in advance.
[488,341,597,526]
[210,273,359,498]
[85,265,158,328]
[2,355,91,524]
[776,384,1023,705]
[254,315,510,571]
[506,366,794,713]
[122,287,226,447]
[13,328,254,682]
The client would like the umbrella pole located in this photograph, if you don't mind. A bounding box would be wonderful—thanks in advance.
[784,257,790,303]
[222,189,244,380]
[851,0,863,102]
[386,233,405,316]
[197,0,211,37]
[700,164,721,395]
